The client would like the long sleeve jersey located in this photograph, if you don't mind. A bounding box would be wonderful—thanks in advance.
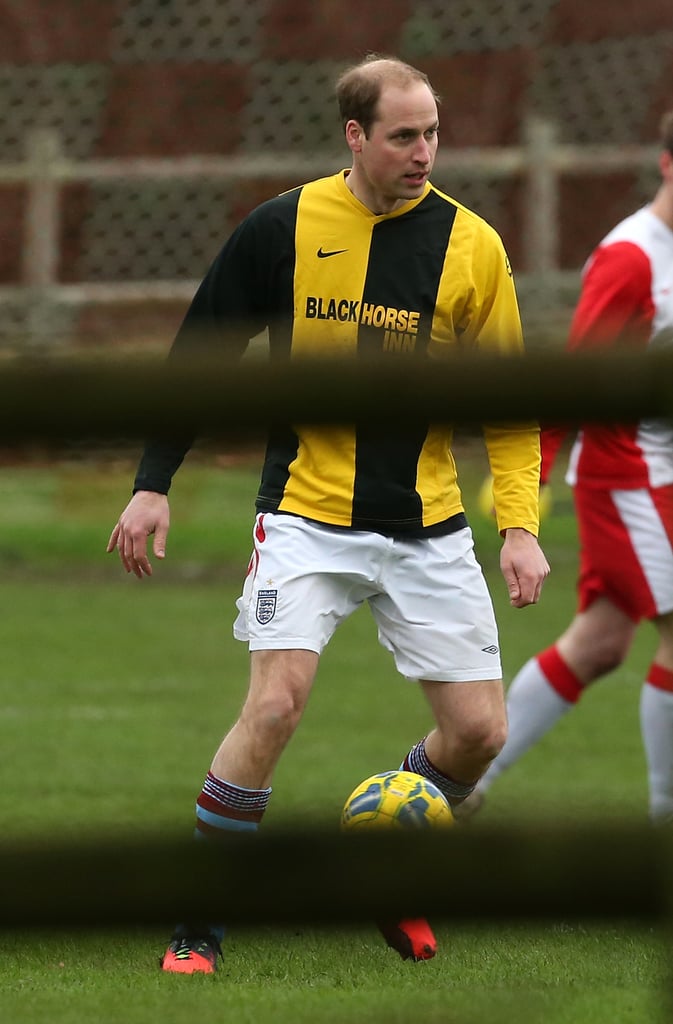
[541,206,673,489]
[135,170,541,536]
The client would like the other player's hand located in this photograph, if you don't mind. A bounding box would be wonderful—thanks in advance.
[106,490,170,579]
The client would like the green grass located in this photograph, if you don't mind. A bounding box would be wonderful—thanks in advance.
[0,445,667,1022]
[1,925,664,1024]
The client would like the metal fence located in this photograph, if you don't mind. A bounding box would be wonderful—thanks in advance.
[0,120,660,345]
[1,0,671,347]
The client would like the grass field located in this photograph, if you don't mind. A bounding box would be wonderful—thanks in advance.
[0,442,667,1023]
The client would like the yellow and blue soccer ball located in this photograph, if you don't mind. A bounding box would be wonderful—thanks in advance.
[341,770,454,831]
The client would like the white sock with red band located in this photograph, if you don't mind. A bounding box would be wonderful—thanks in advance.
[479,645,581,792]
[640,665,673,825]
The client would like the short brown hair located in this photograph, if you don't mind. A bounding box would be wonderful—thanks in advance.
[335,53,439,137]
[659,110,673,154]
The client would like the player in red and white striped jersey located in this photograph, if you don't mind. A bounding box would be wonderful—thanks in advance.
[460,111,673,825]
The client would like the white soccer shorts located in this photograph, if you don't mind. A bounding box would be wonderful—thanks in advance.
[233,512,502,682]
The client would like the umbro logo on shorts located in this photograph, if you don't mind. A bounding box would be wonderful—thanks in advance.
[482,645,499,655]
[317,247,348,258]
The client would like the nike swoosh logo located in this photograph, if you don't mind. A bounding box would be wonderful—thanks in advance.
[317,247,348,258]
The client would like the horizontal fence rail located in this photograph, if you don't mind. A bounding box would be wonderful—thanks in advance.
[0,349,672,442]
[0,119,660,332]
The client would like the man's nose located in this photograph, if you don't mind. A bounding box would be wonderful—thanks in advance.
[412,137,431,163]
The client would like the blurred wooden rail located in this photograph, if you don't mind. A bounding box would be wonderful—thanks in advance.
[0,825,669,928]
[0,349,671,442]
[0,120,660,337]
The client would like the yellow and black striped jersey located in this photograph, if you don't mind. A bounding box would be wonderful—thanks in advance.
[135,170,541,536]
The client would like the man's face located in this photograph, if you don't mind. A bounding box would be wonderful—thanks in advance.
[346,81,439,214]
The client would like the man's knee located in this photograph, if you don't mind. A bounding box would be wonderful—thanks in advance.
[559,601,635,680]
[242,686,305,743]
[244,649,318,743]
[421,677,507,776]
[461,715,507,763]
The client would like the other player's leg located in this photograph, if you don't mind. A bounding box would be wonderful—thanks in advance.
[460,598,635,818]
[640,610,673,825]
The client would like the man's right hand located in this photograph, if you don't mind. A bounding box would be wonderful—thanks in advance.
[106,490,170,579]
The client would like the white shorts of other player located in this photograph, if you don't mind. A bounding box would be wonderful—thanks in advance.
[233,512,502,683]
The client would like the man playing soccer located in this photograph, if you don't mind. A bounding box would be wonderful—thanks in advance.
[460,111,673,826]
[108,53,550,971]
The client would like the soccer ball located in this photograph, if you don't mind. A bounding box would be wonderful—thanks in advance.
[476,474,552,521]
[341,770,454,831]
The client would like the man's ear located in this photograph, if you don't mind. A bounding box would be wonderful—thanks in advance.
[345,119,364,154]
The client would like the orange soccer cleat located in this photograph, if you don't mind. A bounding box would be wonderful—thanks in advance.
[160,928,223,974]
[377,918,437,961]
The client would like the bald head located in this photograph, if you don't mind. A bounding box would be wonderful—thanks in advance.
[336,54,439,137]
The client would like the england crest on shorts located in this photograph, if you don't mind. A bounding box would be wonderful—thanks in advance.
[255,588,277,624]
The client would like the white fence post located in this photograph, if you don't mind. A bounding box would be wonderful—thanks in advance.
[22,128,62,288]
[522,115,560,303]
[21,128,64,343]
